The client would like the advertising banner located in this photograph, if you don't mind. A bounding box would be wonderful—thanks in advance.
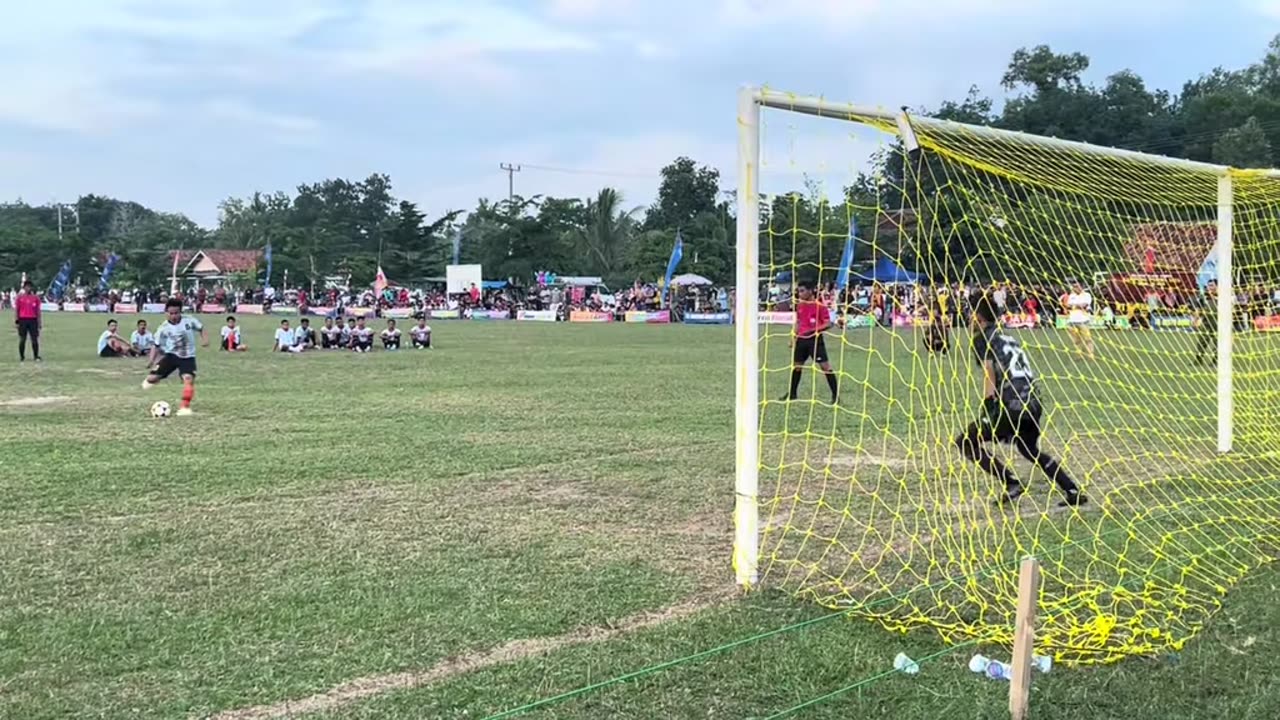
[1002,313,1037,329]
[345,306,377,318]
[624,311,670,324]
[87,303,109,313]
[471,310,511,320]
[429,308,461,320]
[685,312,732,325]
[113,303,138,314]
[1149,315,1193,331]
[200,303,226,314]
[383,307,415,319]
[142,303,167,314]
[570,311,613,323]
[1253,315,1280,332]
[270,305,298,316]
[64,303,86,312]
[235,304,265,315]
[758,311,795,325]
[517,310,557,322]
[308,306,337,317]
[40,302,61,312]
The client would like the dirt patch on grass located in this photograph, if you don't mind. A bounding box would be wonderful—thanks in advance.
[0,395,73,407]
[207,590,734,720]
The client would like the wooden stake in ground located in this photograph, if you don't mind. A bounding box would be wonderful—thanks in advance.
[1010,555,1041,720]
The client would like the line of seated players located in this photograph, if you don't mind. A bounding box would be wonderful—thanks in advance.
[218,315,433,353]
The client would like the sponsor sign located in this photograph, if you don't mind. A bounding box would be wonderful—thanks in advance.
[1149,315,1193,331]
[113,303,138,314]
[517,310,557,322]
[841,314,875,329]
[64,303,86,312]
[270,305,298,315]
[235,304,265,315]
[685,312,732,325]
[308,306,337,317]
[758,311,795,325]
[142,303,167,313]
[429,308,461,320]
[345,306,377,318]
[624,311,670,324]
[570,311,613,323]
[471,310,511,320]
[200,303,226,314]
[382,307,415,319]
[87,303,110,313]
[1002,312,1037,329]
[39,302,61,312]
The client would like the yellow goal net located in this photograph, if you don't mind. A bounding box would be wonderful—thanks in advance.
[735,88,1280,664]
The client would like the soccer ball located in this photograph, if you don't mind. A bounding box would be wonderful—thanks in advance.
[150,401,171,418]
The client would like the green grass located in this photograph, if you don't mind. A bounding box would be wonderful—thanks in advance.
[1,314,1278,719]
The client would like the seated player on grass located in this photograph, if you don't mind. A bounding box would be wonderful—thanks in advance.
[97,319,137,358]
[320,317,342,349]
[340,317,356,349]
[955,292,1086,508]
[131,319,156,356]
[296,318,317,350]
[350,317,374,353]
[410,318,432,349]
[220,316,248,352]
[272,319,304,354]
[381,319,402,350]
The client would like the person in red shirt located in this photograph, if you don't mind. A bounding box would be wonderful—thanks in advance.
[14,280,42,362]
[782,281,839,404]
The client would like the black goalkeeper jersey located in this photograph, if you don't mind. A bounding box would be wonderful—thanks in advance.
[972,324,1036,410]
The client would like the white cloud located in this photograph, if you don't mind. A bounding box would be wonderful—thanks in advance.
[200,99,322,142]
[1249,0,1280,19]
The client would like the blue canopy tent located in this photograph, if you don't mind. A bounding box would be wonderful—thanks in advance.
[853,256,923,284]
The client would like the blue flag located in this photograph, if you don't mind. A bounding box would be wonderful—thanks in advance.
[662,231,684,306]
[48,260,72,299]
[834,219,857,292]
[97,254,120,293]
[263,243,273,288]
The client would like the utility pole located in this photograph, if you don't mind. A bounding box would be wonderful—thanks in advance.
[499,163,521,201]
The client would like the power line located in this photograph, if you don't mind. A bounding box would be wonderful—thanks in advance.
[518,163,656,179]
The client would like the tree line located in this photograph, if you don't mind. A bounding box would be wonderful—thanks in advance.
[3,35,1279,291]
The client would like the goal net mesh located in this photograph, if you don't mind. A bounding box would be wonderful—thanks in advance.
[754,97,1280,664]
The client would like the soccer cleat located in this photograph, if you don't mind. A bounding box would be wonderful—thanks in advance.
[141,379,154,390]
[1058,493,1088,508]
[778,394,797,402]
[998,484,1026,507]
[176,407,194,416]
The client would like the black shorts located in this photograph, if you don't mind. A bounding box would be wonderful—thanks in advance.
[321,335,336,349]
[99,346,121,358]
[383,337,400,348]
[353,340,373,351]
[154,353,197,379]
[975,399,1042,445]
[793,335,829,364]
[413,338,431,348]
[17,318,38,339]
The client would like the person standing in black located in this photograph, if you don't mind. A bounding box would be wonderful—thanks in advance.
[955,292,1086,507]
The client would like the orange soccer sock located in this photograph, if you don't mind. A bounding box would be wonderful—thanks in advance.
[181,384,194,409]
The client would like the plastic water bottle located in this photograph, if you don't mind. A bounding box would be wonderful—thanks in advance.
[893,652,920,675]
[967,654,1012,681]
[1034,654,1053,674]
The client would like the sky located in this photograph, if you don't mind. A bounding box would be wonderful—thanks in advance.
[0,0,1277,228]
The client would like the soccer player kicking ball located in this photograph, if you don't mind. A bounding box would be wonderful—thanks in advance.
[142,298,208,416]
[781,281,838,404]
[955,293,1086,508]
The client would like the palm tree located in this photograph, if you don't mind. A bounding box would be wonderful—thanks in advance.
[579,188,640,283]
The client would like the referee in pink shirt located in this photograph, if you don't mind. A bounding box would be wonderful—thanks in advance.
[14,280,42,362]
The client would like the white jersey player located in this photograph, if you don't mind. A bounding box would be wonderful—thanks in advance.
[1065,281,1096,360]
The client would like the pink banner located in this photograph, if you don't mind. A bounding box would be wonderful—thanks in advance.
[200,303,226,314]
[113,303,138,314]
[235,304,265,315]
[1002,312,1038,329]
[570,311,613,323]
[1254,316,1280,332]
[63,303,85,312]
[624,311,670,324]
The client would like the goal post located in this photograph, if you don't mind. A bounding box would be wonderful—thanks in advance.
[732,86,1280,664]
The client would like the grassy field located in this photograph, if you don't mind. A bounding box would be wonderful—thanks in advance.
[1,313,1278,719]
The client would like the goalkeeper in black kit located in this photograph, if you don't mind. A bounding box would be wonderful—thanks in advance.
[955,292,1087,507]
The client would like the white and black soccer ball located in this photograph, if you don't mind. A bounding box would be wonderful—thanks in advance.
[150,401,171,418]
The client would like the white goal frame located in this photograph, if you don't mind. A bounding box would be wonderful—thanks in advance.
[733,86,1238,587]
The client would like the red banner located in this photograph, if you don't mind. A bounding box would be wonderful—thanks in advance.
[1254,315,1280,332]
